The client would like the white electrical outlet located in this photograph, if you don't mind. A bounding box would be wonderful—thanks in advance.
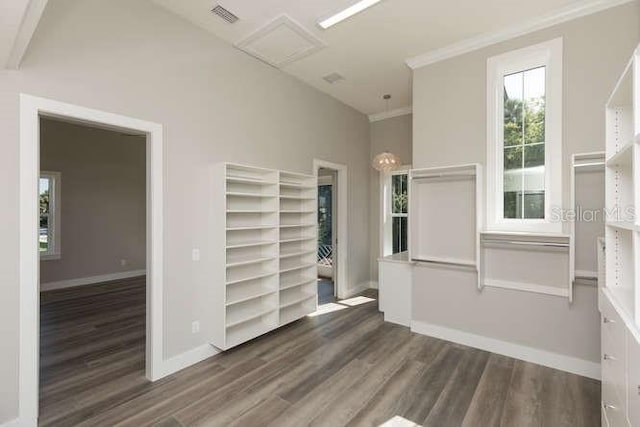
[192,249,200,261]
[120,259,127,267]
[191,321,200,334]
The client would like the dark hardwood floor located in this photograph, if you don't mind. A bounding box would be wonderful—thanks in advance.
[39,278,600,427]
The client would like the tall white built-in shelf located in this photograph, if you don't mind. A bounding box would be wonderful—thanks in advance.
[604,46,640,328]
[211,163,317,350]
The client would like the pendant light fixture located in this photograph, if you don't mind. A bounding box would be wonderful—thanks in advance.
[372,94,402,173]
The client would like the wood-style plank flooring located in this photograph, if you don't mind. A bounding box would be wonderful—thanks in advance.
[39,278,601,426]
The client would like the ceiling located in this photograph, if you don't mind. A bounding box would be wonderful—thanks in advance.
[151,0,615,116]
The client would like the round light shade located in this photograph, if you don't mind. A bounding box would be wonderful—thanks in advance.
[372,151,401,173]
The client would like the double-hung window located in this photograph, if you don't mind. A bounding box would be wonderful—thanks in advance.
[381,167,409,255]
[486,38,563,232]
[40,171,61,259]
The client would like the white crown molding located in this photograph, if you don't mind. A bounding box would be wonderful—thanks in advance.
[4,0,49,69]
[368,106,412,122]
[405,0,636,70]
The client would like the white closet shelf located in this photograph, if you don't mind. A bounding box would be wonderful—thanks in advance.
[226,256,276,268]
[280,210,315,214]
[226,289,278,307]
[226,225,278,231]
[280,293,315,309]
[280,224,316,229]
[279,195,315,200]
[226,240,277,250]
[280,304,312,326]
[280,237,315,243]
[226,176,276,185]
[227,192,277,198]
[280,263,316,274]
[606,138,634,166]
[280,250,315,259]
[226,307,277,329]
[280,183,315,189]
[227,210,277,214]
[226,272,277,286]
[280,278,315,291]
[606,221,638,232]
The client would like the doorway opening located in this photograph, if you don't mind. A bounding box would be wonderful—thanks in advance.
[38,117,147,424]
[19,95,164,425]
[317,168,336,304]
[313,159,348,302]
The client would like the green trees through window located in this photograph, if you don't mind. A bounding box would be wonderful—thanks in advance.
[503,66,546,219]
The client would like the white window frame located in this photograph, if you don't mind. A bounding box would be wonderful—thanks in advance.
[39,171,61,260]
[486,38,563,233]
[380,165,411,257]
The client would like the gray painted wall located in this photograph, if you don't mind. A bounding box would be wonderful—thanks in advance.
[0,0,370,422]
[39,118,146,285]
[411,4,639,363]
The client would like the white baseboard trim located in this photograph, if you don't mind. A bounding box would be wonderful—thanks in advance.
[40,270,146,292]
[155,344,220,379]
[411,320,601,380]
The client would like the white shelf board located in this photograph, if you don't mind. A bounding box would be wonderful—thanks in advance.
[226,307,277,329]
[226,176,276,185]
[226,256,276,268]
[280,224,316,229]
[280,237,315,243]
[226,323,271,349]
[606,221,638,232]
[226,240,277,250]
[227,192,277,198]
[226,225,278,232]
[279,195,315,200]
[280,263,316,274]
[226,271,277,286]
[605,138,634,166]
[227,210,277,214]
[280,278,316,291]
[226,289,278,307]
[280,210,315,214]
[280,250,315,259]
[280,293,315,309]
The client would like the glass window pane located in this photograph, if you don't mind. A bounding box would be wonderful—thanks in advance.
[392,216,408,254]
[317,185,332,247]
[524,144,545,168]
[39,177,51,252]
[523,192,545,219]
[503,72,524,147]
[503,191,520,219]
[504,146,522,170]
[524,67,546,145]
[392,174,408,214]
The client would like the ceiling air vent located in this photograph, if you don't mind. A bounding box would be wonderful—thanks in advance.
[212,5,239,24]
[323,72,345,84]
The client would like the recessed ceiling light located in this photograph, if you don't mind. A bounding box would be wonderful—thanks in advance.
[318,0,381,29]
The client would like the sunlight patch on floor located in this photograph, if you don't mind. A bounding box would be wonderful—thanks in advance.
[307,302,348,317]
[338,295,376,306]
[379,416,423,427]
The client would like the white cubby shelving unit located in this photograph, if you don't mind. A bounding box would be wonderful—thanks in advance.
[601,45,640,427]
[604,50,640,323]
[211,163,317,350]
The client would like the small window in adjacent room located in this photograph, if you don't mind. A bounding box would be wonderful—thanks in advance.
[391,173,408,253]
[381,167,410,256]
[486,38,563,232]
[40,172,61,259]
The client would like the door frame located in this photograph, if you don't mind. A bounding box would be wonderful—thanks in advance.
[19,94,164,425]
[313,159,348,299]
